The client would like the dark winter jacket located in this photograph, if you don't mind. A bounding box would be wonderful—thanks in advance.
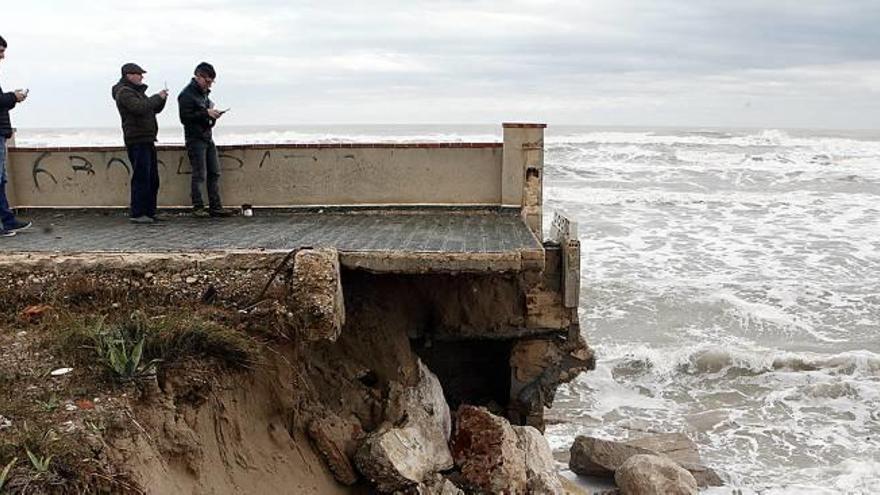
[111,78,166,146]
[0,83,17,139]
[178,79,215,143]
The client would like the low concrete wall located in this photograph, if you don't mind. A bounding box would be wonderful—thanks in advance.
[7,144,503,208]
[6,123,546,240]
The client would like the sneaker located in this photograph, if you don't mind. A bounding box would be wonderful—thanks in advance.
[0,229,15,238]
[7,219,32,232]
[209,208,235,218]
[129,216,155,224]
[150,213,170,222]
[192,207,210,218]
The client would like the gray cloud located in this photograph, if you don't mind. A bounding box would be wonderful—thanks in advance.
[2,0,879,129]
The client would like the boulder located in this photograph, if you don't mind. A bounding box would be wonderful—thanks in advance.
[614,454,698,495]
[513,425,564,494]
[355,423,453,493]
[450,405,528,494]
[307,411,364,485]
[623,433,700,465]
[570,434,723,487]
[679,462,724,488]
[387,360,452,441]
[416,474,466,495]
[354,361,453,493]
[625,434,722,487]
[289,248,345,341]
[569,436,654,477]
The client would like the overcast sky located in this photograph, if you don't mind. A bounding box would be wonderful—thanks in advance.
[2,0,879,130]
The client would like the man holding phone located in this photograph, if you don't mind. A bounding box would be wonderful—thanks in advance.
[0,34,33,237]
[178,62,233,217]
[112,62,168,224]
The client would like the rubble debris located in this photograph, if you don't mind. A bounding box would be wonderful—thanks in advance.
[355,361,453,492]
[614,454,698,495]
[307,411,364,485]
[450,405,528,494]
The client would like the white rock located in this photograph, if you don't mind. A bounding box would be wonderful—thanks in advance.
[513,425,564,494]
[354,361,453,492]
[0,415,12,430]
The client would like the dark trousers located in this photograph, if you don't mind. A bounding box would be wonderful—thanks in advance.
[186,138,222,210]
[0,137,18,229]
[127,143,159,218]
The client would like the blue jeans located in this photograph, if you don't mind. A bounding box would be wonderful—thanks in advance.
[186,138,222,210]
[0,137,17,229]
[128,143,159,218]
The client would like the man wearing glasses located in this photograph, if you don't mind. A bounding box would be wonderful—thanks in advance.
[178,62,233,218]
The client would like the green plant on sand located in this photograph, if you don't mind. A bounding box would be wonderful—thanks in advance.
[0,457,17,491]
[90,313,160,381]
[25,448,53,474]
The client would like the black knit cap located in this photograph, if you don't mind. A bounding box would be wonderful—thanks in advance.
[195,62,216,79]
[121,63,146,75]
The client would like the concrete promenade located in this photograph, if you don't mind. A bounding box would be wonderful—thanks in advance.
[0,209,544,274]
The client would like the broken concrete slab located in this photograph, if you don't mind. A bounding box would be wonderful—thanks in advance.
[386,360,452,441]
[354,361,454,493]
[614,454,698,495]
[355,422,453,493]
[509,331,595,430]
[450,405,528,494]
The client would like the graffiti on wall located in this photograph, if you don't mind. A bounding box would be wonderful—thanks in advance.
[26,151,265,190]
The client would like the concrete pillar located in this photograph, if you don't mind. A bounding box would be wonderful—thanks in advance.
[502,123,545,239]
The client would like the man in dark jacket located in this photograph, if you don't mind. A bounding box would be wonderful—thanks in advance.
[0,35,32,238]
[112,62,168,223]
[178,62,232,217]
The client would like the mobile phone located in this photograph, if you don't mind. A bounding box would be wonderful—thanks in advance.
[219,108,231,114]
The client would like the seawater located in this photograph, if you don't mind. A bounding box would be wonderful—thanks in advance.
[15,125,880,493]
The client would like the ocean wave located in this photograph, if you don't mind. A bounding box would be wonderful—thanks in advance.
[602,344,880,378]
[546,128,880,153]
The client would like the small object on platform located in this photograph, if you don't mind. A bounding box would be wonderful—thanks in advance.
[242,204,253,217]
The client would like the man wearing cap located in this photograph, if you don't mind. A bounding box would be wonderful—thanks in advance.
[111,62,168,224]
[0,34,33,238]
[178,62,233,217]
